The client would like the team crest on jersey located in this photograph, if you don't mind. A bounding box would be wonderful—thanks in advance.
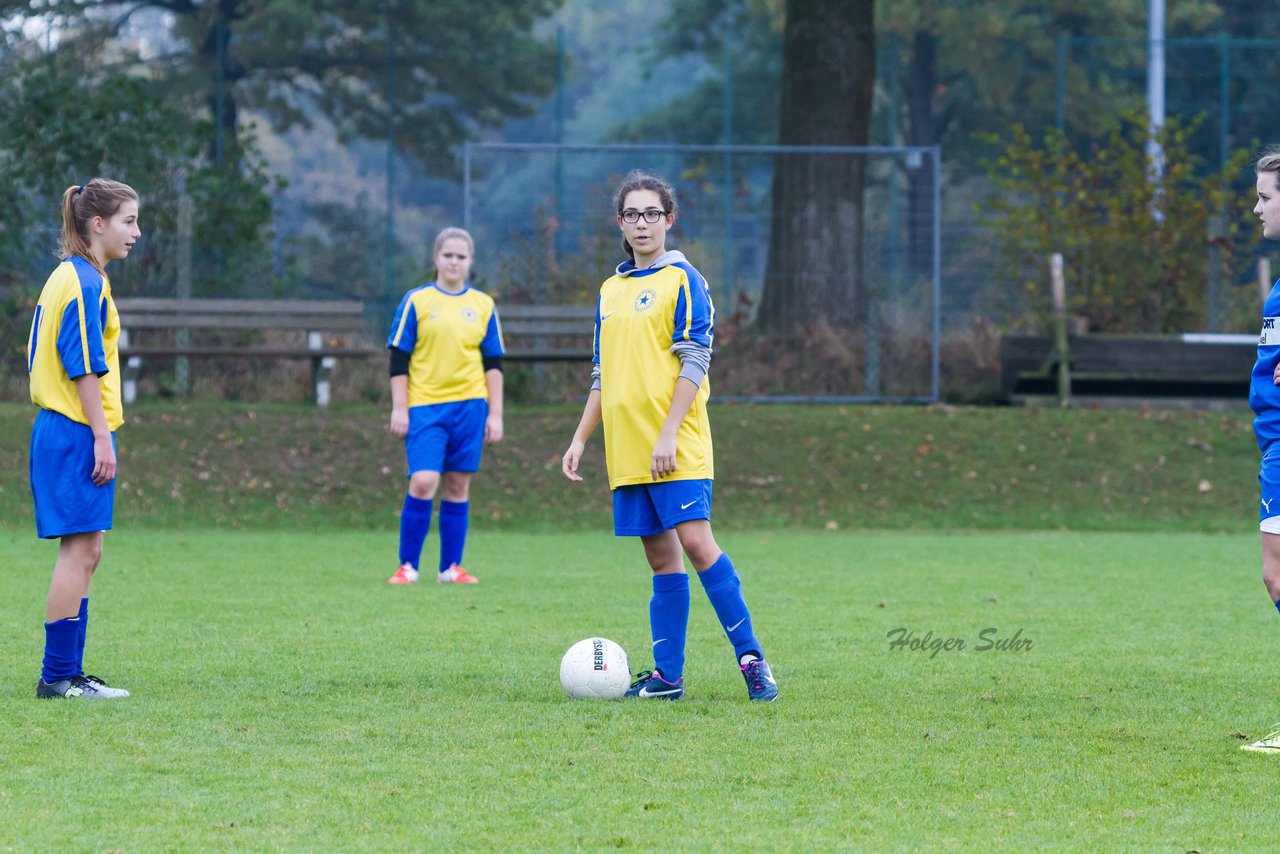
[634,289,658,312]
[461,307,478,323]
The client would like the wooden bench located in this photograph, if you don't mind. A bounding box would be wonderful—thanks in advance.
[499,304,595,362]
[1000,333,1256,402]
[114,299,597,405]
[114,298,377,406]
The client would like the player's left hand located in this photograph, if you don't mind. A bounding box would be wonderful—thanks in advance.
[485,414,504,444]
[651,433,677,480]
[90,433,116,486]
[1273,363,1280,386]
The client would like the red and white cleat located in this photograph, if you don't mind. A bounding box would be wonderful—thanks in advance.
[437,564,478,584]
[388,563,419,584]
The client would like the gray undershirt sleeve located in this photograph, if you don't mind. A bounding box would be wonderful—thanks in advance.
[670,340,712,386]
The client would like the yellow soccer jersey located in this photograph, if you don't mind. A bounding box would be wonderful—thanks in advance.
[28,257,123,430]
[595,252,715,489]
[387,283,505,407]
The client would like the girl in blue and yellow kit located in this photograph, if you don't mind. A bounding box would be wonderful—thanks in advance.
[28,178,140,699]
[386,227,505,585]
[562,170,777,701]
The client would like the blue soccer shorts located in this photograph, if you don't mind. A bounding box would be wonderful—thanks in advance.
[612,478,713,537]
[29,408,116,539]
[1261,442,1280,534]
[405,398,488,475]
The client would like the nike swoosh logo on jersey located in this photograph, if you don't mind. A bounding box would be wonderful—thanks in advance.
[680,500,697,510]
[725,618,746,632]
[637,686,682,698]
[600,312,614,320]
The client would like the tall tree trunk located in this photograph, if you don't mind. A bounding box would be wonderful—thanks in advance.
[200,0,243,169]
[757,0,876,331]
[905,29,937,283]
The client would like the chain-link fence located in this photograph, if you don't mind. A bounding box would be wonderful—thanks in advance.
[463,142,941,403]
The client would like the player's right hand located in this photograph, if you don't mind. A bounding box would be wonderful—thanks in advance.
[389,408,409,438]
[562,440,585,481]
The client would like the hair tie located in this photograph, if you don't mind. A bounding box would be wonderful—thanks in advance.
[74,184,84,197]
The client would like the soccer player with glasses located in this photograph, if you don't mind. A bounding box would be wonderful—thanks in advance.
[561,170,778,701]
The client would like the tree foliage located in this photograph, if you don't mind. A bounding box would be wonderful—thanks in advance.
[608,0,783,145]
[0,0,562,175]
[980,113,1255,335]
[0,45,279,297]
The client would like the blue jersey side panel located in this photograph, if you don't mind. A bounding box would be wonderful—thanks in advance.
[387,289,421,353]
[480,311,504,358]
[1251,278,1280,448]
[670,262,714,346]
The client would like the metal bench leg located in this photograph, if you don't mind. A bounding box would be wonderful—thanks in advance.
[123,356,142,405]
[309,331,335,406]
[119,329,140,404]
[313,356,336,406]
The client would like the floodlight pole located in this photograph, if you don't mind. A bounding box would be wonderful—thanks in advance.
[1147,0,1166,219]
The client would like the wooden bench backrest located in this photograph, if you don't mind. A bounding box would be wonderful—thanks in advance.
[1000,333,1255,398]
[499,305,595,340]
[114,298,367,331]
[113,298,597,358]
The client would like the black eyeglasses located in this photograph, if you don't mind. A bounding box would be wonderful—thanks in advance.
[620,209,667,224]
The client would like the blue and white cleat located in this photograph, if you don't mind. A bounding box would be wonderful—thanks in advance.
[741,659,778,702]
[36,674,129,699]
[625,669,684,700]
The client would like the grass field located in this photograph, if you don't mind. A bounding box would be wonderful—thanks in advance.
[1,400,1275,849]
[0,400,1262,534]
[3,527,1279,851]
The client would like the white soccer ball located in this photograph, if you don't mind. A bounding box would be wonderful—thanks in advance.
[559,637,630,699]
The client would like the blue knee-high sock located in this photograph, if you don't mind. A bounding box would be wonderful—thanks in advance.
[1274,599,1280,618]
[398,495,433,569]
[650,573,690,682]
[42,617,81,683]
[77,598,89,673]
[697,553,763,662]
[438,500,469,572]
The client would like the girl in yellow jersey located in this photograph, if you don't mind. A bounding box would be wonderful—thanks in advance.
[386,227,505,585]
[27,179,140,699]
[562,171,777,701]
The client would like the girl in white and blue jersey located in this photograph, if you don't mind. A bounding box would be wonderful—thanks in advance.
[385,227,505,585]
[561,171,777,701]
[1240,149,1280,751]
[27,178,140,700]
[1252,149,1280,610]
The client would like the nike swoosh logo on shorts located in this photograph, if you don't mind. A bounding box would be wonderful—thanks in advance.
[680,500,697,510]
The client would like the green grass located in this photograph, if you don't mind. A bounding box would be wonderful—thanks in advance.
[0,400,1262,533]
[2,528,1277,850]
[0,400,1273,848]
